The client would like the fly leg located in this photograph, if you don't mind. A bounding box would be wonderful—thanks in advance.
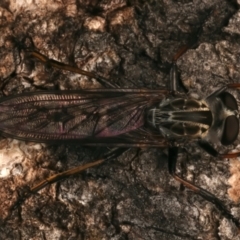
[26,50,119,88]
[7,148,128,219]
[168,147,240,226]
[198,140,240,158]
[169,7,216,94]
[169,25,203,93]
[227,83,240,90]
[19,36,119,88]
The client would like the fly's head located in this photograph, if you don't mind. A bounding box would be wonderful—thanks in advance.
[207,91,239,146]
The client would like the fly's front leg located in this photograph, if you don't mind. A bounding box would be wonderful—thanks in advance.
[169,45,187,94]
[198,140,240,159]
[169,37,199,94]
[168,147,240,226]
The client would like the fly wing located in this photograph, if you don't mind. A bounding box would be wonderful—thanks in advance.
[0,89,168,146]
[70,128,169,147]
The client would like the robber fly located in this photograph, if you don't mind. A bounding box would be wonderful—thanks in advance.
[3,42,240,226]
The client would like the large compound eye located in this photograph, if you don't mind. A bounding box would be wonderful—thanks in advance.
[218,92,238,110]
[221,115,239,145]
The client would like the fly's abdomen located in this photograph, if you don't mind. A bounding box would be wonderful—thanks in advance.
[147,98,213,139]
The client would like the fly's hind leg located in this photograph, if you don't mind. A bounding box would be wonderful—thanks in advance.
[26,50,118,88]
[17,36,118,89]
[7,148,128,220]
[168,147,240,227]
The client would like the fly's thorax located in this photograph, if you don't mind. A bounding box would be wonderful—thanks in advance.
[147,97,212,139]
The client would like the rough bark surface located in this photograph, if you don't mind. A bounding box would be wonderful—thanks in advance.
[0,0,240,239]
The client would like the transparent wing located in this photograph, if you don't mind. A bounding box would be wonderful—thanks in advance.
[0,89,168,147]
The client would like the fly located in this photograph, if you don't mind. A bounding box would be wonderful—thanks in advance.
[3,38,240,227]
